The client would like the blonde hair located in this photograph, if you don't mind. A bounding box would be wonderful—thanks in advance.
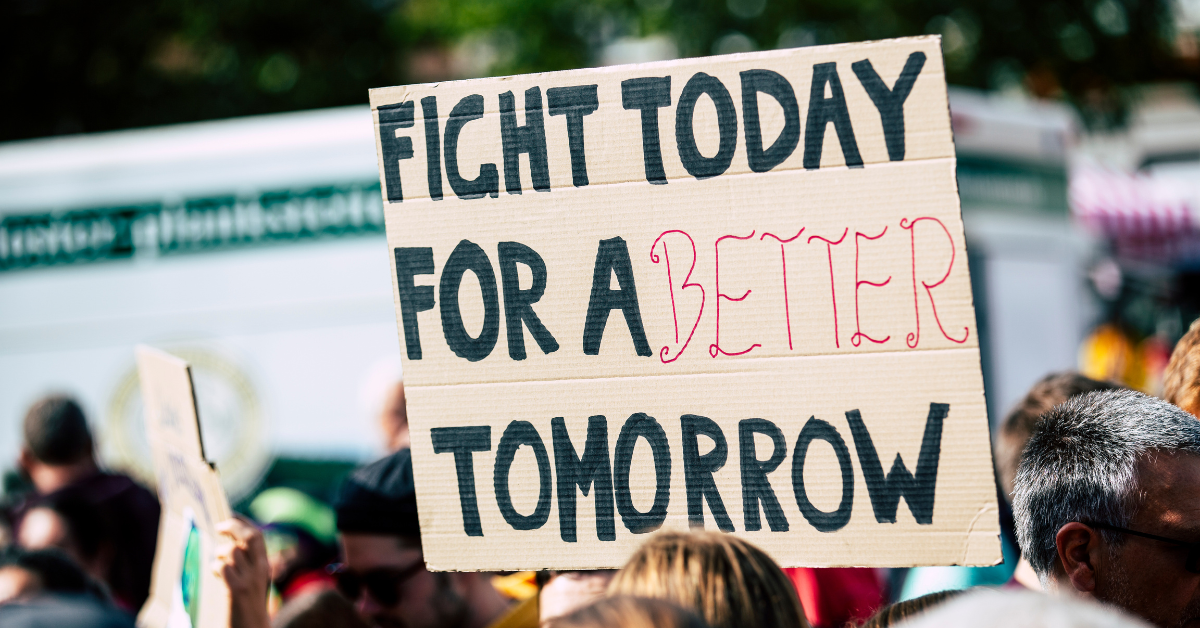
[607,531,808,628]
[546,596,709,628]
[1165,318,1200,417]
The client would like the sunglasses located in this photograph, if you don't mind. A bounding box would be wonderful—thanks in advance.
[330,561,425,607]
[1084,521,1200,574]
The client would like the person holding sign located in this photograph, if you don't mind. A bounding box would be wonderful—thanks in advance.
[1012,389,1200,628]
[331,449,532,628]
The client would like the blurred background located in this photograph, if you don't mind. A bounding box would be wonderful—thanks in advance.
[1,0,1199,508]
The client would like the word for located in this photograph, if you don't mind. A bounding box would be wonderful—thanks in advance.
[431,403,946,540]
[394,237,650,361]
[378,53,927,201]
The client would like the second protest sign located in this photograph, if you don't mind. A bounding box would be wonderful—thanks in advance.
[371,35,1000,570]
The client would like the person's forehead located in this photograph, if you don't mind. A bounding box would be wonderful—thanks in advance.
[1137,452,1200,535]
[340,532,423,570]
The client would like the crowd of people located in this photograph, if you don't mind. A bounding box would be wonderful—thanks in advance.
[3,318,1200,628]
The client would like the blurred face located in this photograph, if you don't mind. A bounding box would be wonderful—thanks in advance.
[1098,454,1200,627]
[379,383,410,452]
[339,533,467,628]
[539,570,615,624]
[0,566,39,604]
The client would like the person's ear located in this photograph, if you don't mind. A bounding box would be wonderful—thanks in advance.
[17,448,34,473]
[1056,522,1102,593]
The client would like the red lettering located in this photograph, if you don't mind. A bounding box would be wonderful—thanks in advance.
[900,217,969,347]
[807,229,849,349]
[709,231,760,358]
[850,227,892,347]
[651,230,705,363]
[760,229,804,351]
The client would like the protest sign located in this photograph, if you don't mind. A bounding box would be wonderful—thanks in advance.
[136,345,233,628]
[371,35,1000,570]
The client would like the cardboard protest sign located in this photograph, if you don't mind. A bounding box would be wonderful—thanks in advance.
[370,35,1000,570]
[136,345,233,628]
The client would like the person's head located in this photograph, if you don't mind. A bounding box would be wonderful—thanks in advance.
[607,530,807,628]
[900,589,1150,628]
[1012,389,1200,627]
[858,589,962,627]
[16,494,111,582]
[539,570,616,625]
[995,372,1122,499]
[547,595,710,628]
[0,548,107,605]
[249,487,337,598]
[333,449,505,628]
[1165,318,1200,418]
[378,381,409,452]
[18,396,96,493]
[273,589,371,628]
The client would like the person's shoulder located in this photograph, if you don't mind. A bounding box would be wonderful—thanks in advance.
[486,595,539,628]
[68,472,160,512]
[0,594,136,628]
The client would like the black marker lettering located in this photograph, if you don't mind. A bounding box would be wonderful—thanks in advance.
[498,241,558,360]
[676,73,737,179]
[394,247,436,360]
[499,87,550,195]
[681,414,734,531]
[845,403,947,524]
[583,237,652,357]
[444,94,499,199]
[431,425,491,537]
[740,70,800,173]
[803,63,863,169]
[494,420,553,531]
[440,240,500,361]
[552,416,615,542]
[547,85,600,187]
[739,418,789,532]
[614,413,671,534]
[851,52,927,162]
[792,417,854,532]
[621,77,672,184]
[378,101,415,202]
[420,96,443,200]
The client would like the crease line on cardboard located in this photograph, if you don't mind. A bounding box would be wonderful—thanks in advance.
[407,345,981,390]
[377,155,960,205]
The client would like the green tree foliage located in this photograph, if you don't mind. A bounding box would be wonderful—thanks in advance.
[1,0,1194,141]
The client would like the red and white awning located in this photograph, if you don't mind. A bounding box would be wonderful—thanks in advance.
[1070,166,1200,261]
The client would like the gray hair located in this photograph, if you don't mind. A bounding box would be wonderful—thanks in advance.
[1011,389,1200,582]
[901,589,1151,628]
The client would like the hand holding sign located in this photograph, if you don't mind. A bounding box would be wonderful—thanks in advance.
[136,346,235,628]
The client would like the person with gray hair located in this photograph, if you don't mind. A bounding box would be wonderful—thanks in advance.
[1011,389,1200,628]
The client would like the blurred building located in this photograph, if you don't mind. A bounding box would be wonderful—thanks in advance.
[0,107,398,502]
[1068,84,1200,395]
[949,88,1100,423]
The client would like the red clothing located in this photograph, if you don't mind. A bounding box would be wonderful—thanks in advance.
[785,567,887,628]
[281,569,336,601]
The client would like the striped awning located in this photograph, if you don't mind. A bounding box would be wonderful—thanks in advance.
[1069,166,1200,262]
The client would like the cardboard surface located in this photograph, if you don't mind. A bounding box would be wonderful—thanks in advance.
[136,345,233,628]
[370,36,1000,570]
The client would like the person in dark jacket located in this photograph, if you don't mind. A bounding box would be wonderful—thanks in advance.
[10,395,160,612]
